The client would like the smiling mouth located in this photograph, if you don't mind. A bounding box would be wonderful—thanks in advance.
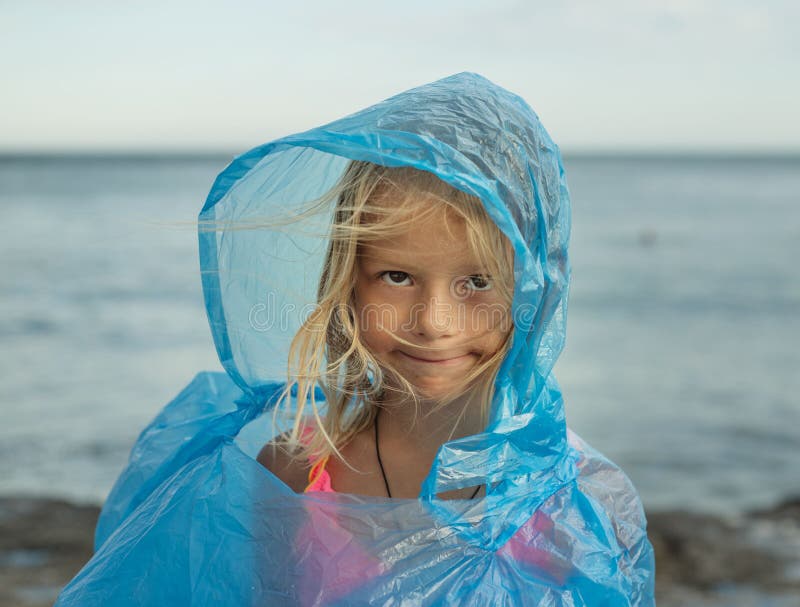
[398,351,474,365]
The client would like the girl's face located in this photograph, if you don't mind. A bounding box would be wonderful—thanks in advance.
[353,205,511,400]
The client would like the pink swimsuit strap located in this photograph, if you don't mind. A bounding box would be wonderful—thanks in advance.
[300,426,335,493]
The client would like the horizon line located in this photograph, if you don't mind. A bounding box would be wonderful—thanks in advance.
[1,147,799,161]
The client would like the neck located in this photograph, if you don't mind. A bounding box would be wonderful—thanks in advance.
[376,385,486,454]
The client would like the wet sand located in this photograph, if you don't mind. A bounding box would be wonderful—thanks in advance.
[1,496,798,606]
[0,498,97,607]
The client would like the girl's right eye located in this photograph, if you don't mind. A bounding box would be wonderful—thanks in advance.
[380,271,412,286]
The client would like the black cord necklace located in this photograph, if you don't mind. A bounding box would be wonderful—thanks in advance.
[374,411,481,500]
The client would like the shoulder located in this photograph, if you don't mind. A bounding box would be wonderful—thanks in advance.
[256,433,312,494]
[568,429,649,546]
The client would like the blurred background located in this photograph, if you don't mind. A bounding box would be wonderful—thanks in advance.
[1,1,798,605]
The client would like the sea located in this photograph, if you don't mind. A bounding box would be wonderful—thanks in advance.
[1,152,798,516]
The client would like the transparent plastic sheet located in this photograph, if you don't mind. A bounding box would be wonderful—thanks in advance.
[56,73,655,606]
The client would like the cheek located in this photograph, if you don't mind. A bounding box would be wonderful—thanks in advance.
[465,301,511,335]
[355,286,412,332]
[479,328,508,355]
[359,326,389,355]
[354,302,401,356]
[479,311,512,356]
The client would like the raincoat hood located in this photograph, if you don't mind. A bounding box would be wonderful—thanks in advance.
[199,72,571,497]
[56,73,655,607]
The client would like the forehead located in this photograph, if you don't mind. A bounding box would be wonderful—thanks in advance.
[358,206,481,268]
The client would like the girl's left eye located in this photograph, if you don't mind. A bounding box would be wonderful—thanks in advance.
[465,275,493,291]
[380,271,412,286]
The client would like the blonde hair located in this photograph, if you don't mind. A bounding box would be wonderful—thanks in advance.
[276,161,514,466]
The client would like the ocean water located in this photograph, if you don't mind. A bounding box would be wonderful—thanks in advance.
[1,153,798,514]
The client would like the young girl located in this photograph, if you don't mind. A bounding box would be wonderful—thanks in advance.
[258,162,514,501]
[57,73,655,606]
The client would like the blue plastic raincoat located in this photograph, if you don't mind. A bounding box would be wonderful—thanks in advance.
[57,73,655,606]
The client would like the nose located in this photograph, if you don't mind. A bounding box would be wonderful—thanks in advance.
[411,281,461,339]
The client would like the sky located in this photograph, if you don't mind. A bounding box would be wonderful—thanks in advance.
[2,0,798,153]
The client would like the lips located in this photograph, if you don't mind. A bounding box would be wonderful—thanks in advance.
[398,351,474,365]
